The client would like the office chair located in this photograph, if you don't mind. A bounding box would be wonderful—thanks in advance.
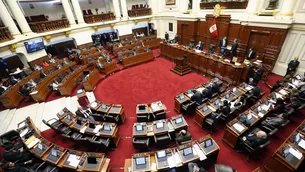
[182,101,197,115]
[214,164,237,172]
[29,162,59,172]
[260,124,278,137]
[154,133,172,148]
[133,137,150,151]
[91,113,105,122]
[153,111,166,120]
[136,113,151,122]
[204,113,222,133]
[0,130,23,150]
[244,140,270,161]
[74,134,92,149]
[90,136,110,152]
[104,114,120,123]
[42,119,64,136]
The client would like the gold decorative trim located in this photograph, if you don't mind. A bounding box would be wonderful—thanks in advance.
[291,27,305,31]
[213,4,221,18]
[280,13,294,16]
[110,23,115,29]
[9,44,17,53]
[44,35,51,42]
[65,31,70,38]
[147,18,152,22]
[134,20,139,25]
[93,26,98,32]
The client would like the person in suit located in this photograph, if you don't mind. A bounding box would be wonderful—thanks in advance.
[191,90,203,105]
[202,87,213,99]
[55,63,62,69]
[195,41,204,51]
[165,32,169,42]
[270,80,284,92]
[234,95,246,109]
[175,130,192,145]
[40,71,47,79]
[2,161,35,172]
[286,57,300,76]
[33,64,42,71]
[231,39,239,57]
[218,100,231,116]
[62,59,69,66]
[270,98,285,114]
[0,82,8,94]
[188,162,207,172]
[19,85,31,97]
[211,82,220,94]
[219,37,227,55]
[9,76,19,85]
[237,113,252,127]
[246,84,260,100]
[246,48,256,60]
[253,63,264,84]
[174,34,178,43]
[261,113,287,128]
[96,61,104,69]
[242,129,268,148]
[3,143,32,163]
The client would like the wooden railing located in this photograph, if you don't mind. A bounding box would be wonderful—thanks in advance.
[0,27,13,43]
[128,8,152,17]
[84,12,115,24]
[29,19,69,33]
[200,1,248,9]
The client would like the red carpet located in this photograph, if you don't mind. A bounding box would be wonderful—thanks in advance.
[3,49,304,172]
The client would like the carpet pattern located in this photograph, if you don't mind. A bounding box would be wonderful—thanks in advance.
[38,50,304,172]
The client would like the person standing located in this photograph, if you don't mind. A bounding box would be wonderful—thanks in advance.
[219,37,227,55]
[165,32,169,42]
[286,57,299,76]
[231,39,239,57]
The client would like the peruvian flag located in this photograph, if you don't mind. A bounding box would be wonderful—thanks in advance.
[209,18,218,37]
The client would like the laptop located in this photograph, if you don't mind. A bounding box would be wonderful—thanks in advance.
[135,157,146,165]
[175,117,183,124]
[183,147,193,156]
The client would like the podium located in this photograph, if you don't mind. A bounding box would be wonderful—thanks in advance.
[170,56,191,76]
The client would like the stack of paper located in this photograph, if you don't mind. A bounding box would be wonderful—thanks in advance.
[235,62,241,66]
[26,136,40,149]
[262,104,271,111]
[93,125,102,133]
[279,89,288,95]
[258,112,264,118]
[173,152,182,165]
[275,93,283,99]
[20,128,29,138]
[67,154,80,168]
[167,123,174,131]
[90,102,98,108]
[151,103,162,111]
[151,163,157,171]
[289,148,303,160]
[80,126,87,133]
[193,144,207,161]
[298,139,305,150]
[167,155,176,168]
[209,106,216,112]
[196,87,205,93]
[233,123,245,133]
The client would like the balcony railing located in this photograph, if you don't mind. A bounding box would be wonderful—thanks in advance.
[0,27,13,43]
[200,1,248,9]
[29,19,69,33]
[128,8,152,17]
[84,12,115,24]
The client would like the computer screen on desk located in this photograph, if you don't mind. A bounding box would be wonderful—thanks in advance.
[233,87,237,93]
[215,99,220,106]
[295,133,301,143]
[202,106,208,112]
[101,104,107,109]
[179,94,185,100]
[157,150,166,158]
[175,117,183,124]
[104,124,111,131]
[156,122,164,129]
[204,139,213,148]
[88,157,97,164]
[51,149,57,157]
[136,125,143,131]
[183,147,193,156]
[225,93,230,99]
[135,157,146,165]
[138,105,146,110]
[257,106,262,112]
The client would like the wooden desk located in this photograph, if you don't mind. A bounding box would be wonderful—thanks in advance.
[89,101,125,124]
[160,43,252,85]
[17,117,110,172]
[58,65,88,96]
[194,103,217,128]
[100,61,119,75]
[82,69,101,91]
[122,51,154,67]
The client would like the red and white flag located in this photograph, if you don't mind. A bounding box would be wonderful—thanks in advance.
[209,18,218,37]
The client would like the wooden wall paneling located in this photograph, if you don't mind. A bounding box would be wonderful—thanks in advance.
[215,62,225,79]
[177,20,198,46]
[248,30,270,58]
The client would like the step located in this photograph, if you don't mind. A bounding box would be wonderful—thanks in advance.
[35,103,46,131]
[0,109,16,135]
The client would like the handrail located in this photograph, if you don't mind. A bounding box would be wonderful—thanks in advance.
[0,27,13,43]
[29,19,69,33]
[128,8,152,17]
[83,12,115,24]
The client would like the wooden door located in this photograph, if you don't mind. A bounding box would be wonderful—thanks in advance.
[248,32,269,58]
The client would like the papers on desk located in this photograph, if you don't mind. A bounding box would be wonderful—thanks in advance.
[20,128,29,138]
[279,89,289,95]
[208,106,216,112]
[258,112,264,118]
[235,62,241,66]
[167,155,176,168]
[186,93,193,98]
[93,125,103,133]
[275,93,283,99]
[30,91,38,95]
[269,99,276,104]
[151,163,157,171]
[193,144,207,161]
[245,86,253,91]
[195,50,201,53]
[67,154,80,168]
[19,121,26,128]
[173,152,182,165]
[167,122,174,132]
[298,139,305,150]
[90,102,98,108]
[25,136,40,149]
[80,126,87,133]
[233,123,245,133]
[151,102,163,111]
[196,87,205,93]
[224,59,230,63]
[288,83,297,89]
[262,104,271,111]
[147,125,153,132]
[289,147,303,160]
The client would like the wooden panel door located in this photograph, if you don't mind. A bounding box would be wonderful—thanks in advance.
[248,32,269,58]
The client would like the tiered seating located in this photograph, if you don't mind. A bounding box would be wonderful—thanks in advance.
[89,101,126,124]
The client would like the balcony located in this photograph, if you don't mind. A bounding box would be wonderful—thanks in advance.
[200,1,248,9]
[29,19,69,33]
[128,8,152,17]
[0,27,13,43]
[83,12,115,24]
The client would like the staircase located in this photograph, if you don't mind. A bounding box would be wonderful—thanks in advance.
[0,92,96,135]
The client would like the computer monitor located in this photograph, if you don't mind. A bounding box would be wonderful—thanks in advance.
[257,106,262,112]
[66,115,71,121]
[179,94,185,100]
[283,149,289,157]
[175,117,183,124]
[183,147,193,156]
[233,87,237,93]
[204,139,213,148]
[225,93,230,99]
[138,105,146,110]
[135,157,146,165]
[77,119,82,125]
[101,104,107,109]
[187,89,192,94]
[264,100,269,106]
[215,99,220,106]
[103,124,111,131]
[272,93,276,100]
[38,143,43,150]
[157,150,166,158]
[247,113,252,120]
[89,123,95,128]
[202,106,208,112]
[87,157,97,164]
[295,133,301,143]
[156,122,164,129]
[51,149,57,157]
[135,125,143,131]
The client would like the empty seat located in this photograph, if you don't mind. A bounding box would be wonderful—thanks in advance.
[153,111,166,120]
[133,137,150,151]
[154,133,171,148]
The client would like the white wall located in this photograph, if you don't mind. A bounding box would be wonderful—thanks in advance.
[156,17,177,39]
[20,2,65,20]
[78,0,114,14]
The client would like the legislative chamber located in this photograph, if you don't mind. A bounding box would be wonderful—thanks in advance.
[1,0,305,172]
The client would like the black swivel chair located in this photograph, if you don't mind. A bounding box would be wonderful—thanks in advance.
[104,114,120,123]
[133,137,150,151]
[90,136,110,152]
[204,113,222,133]
[137,113,151,122]
[154,133,172,148]
[243,140,270,161]
[153,111,166,120]
[42,119,64,136]
[182,101,197,115]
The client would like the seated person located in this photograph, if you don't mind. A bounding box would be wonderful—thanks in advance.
[237,113,252,127]
[33,64,42,71]
[211,82,220,94]
[188,162,206,172]
[261,113,287,128]
[55,63,62,69]
[202,87,212,99]
[218,100,231,116]
[195,41,203,51]
[41,60,49,67]
[75,107,95,123]
[241,129,268,148]
[62,59,69,66]
[106,57,112,63]
[191,90,203,105]
[51,81,59,91]
[247,84,260,99]
[0,82,8,94]
[40,70,47,79]
[269,98,285,114]
[9,76,19,85]
[3,143,32,163]
[286,96,302,110]
[2,160,34,172]
[233,95,246,109]
[175,130,192,145]
[26,79,37,90]
[19,85,31,97]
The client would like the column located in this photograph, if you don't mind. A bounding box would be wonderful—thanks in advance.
[5,0,32,34]
[71,0,85,24]
[112,0,121,19]
[247,0,261,14]
[280,0,297,16]
[0,0,20,36]
[120,0,128,19]
[61,0,76,26]
[192,0,200,13]
[151,0,158,15]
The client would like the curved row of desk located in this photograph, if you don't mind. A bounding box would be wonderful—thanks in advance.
[17,117,111,172]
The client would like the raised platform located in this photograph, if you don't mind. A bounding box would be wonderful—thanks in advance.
[170,64,192,76]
